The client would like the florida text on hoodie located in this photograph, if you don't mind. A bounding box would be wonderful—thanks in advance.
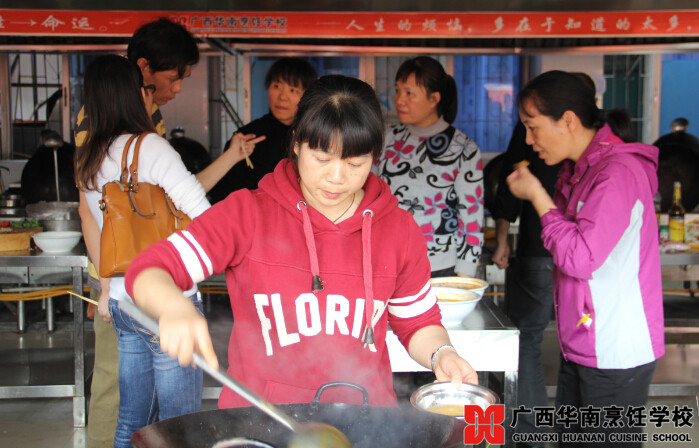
[541,124,665,369]
[126,159,443,407]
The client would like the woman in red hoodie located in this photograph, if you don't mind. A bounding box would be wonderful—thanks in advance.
[125,75,477,408]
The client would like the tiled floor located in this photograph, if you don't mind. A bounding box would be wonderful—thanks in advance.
[0,294,698,447]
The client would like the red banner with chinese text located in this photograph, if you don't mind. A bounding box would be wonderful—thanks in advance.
[0,10,698,38]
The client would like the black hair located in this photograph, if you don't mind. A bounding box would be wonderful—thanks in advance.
[289,75,384,161]
[570,72,597,97]
[264,58,318,91]
[395,56,458,124]
[75,55,155,190]
[671,117,689,132]
[603,109,635,143]
[127,18,199,77]
[518,70,633,141]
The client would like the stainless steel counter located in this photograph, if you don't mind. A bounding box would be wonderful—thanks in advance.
[0,247,88,427]
[661,249,699,281]
[660,248,699,266]
[387,296,519,448]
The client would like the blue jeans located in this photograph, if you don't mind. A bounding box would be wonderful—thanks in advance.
[504,257,554,444]
[108,296,203,448]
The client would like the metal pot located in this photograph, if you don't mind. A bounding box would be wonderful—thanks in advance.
[25,201,81,231]
[0,207,26,217]
[131,383,466,448]
[0,190,26,216]
[0,192,23,200]
[36,218,81,232]
[0,198,24,208]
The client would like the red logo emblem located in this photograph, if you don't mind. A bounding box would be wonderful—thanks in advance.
[463,404,505,445]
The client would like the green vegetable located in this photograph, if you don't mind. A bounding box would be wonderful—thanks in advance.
[11,219,40,229]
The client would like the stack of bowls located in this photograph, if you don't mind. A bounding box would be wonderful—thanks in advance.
[431,277,489,328]
[0,190,26,217]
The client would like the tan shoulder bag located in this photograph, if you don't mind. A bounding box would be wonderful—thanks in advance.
[98,132,191,278]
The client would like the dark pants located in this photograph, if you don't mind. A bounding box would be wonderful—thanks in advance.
[555,356,657,448]
[504,257,555,445]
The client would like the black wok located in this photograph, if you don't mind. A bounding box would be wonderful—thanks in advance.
[132,383,466,448]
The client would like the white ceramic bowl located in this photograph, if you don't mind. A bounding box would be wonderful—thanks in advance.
[433,286,481,328]
[430,277,489,299]
[32,231,82,253]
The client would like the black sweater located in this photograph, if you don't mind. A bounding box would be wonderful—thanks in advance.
[491,121,562,258]
[209,113,290,204]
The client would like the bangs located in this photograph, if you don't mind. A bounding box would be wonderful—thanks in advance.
[396,64,423,87]
[517,89,548,120]
[518,95,538,118]
[395,59,428,90]
[273,70,304,89]
[291,94,384,159]
[265,58,318,90]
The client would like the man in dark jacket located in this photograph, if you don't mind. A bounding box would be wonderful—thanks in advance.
[77,18,199,448]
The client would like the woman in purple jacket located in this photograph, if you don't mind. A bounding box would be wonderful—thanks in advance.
[507,70,664,447]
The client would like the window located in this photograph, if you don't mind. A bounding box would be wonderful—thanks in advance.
[603,55,651,143]
[453,55,521,153]
[659,53,699,138]
[8,52,63,157]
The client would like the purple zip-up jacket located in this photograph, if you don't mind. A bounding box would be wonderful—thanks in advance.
[540,124,665,369]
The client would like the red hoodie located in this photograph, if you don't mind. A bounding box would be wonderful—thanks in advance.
[126,159,442,408]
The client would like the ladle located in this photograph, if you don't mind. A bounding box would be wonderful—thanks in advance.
[118,300,351,448]
[42,130,63,203]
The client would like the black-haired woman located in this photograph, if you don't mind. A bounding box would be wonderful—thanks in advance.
[374,56,484,278]
[507,70,664,447]
[74,55,212,448]
[125,75,478,409]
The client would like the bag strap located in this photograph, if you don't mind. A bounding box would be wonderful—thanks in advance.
[125,132,152,187]
[119,134,140,184]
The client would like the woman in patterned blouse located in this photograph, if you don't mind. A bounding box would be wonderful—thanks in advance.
[374,56,484,277]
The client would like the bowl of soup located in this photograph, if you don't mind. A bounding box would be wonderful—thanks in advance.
[430,277,489,299]
[432,286,481,328]
[410,381,499,418]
